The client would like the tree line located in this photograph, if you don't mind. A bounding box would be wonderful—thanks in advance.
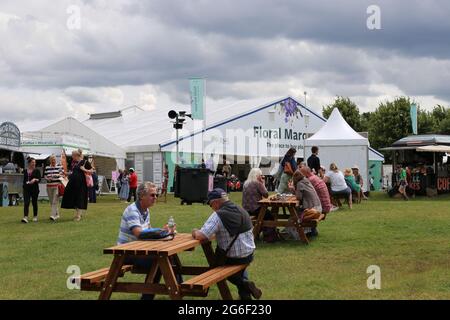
[321,96,450,162]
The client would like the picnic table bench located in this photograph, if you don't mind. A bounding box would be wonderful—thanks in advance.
[77,233,248,300]
[252,195,325,244]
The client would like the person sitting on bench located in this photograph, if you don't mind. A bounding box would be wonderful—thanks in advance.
[192,188,262,300]
[292,170,322,237]
[323,163,352,209]
[116,181,179,299]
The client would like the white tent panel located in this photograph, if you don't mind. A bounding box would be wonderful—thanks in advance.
[305,108,370,191]
[38,118,126,160]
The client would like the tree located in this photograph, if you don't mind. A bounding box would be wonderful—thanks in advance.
[417,109,436,134]
[360,112,372,133]
[430,105,450,134]
[322,96,362,132]
[367,97,415,162]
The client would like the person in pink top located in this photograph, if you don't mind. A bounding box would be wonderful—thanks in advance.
[300,166,333,215]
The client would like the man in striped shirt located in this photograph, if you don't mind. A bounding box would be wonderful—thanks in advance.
[44,155,63,221]
[192,188,262,300]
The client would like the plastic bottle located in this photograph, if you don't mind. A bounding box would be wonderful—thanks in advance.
[167,216,176,234]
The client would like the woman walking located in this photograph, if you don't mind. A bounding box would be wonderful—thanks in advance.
[119,171,130,201]
[61,149,93,221]
[21,157,41,223]
[44,155,63,221]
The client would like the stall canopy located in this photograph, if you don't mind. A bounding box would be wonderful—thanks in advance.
[305,108,370,191]
[416,145,450,153]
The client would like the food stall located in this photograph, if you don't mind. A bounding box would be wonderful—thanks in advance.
[381,134,450,195]
[0,122,26,205]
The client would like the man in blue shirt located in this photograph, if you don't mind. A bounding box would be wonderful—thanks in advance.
[116,182,160,299]
[117,182,156,244]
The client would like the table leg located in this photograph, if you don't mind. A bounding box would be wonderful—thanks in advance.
[98,254,125,300]
[201,242,233,300]
[288,207,309,244]
[253,206,267,239]
[157,255,182,300]
[142,261,161,300]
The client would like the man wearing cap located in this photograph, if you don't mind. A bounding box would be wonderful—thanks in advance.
[127,168,138,203]
[191,188,262,300]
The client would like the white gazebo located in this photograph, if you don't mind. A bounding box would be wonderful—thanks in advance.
[304,108,370,191]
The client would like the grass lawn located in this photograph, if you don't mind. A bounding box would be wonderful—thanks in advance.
[0,191,449,300]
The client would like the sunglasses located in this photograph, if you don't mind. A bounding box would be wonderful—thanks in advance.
[149,193,158,198]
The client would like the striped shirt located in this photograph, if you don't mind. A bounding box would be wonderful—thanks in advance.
[200,212,255,258]
[117,202,150,245]
[44,165,63,187]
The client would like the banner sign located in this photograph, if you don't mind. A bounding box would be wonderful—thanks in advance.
[190,78,205,120]
[410,103,417,135]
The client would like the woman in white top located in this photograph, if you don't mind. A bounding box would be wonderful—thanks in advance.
[323,163,352,209]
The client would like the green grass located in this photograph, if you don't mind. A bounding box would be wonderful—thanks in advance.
[0,192,449,300]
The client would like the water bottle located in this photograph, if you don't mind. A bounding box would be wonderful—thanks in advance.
[167,216,176,234]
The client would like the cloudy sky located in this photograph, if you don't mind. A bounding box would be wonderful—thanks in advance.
[1,0,450,125]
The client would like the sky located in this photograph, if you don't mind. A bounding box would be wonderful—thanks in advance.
[1,0,450,126]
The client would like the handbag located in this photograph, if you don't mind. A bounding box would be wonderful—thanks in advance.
[138,228,174,240]
[58,184,65,197]
[213,215,243,267]
[284,161,294,175]
[85,173,94,187]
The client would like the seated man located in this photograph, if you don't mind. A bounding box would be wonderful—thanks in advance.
[192,188,262,300]
[117,181,178,299]
[292,170,322,237]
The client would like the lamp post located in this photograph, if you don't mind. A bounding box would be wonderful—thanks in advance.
[304,91,307,107]
[303,113,310,161]
[168,110,192,165]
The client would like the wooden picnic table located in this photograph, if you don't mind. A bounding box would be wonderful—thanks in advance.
[80,233,246,300]
[252,195,323,244]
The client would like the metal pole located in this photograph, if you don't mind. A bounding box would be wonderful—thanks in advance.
[176,118,179,165]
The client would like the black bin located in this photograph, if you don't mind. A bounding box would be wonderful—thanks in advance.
[177,168,212,205]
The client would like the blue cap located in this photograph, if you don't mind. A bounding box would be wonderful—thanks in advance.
[207,188,227,204]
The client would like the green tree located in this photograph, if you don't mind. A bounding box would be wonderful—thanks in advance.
[322,96,362,132]
[360,112,372,133]
[367,97,416,162]
[417,109,436,134]
[431,105,450,134]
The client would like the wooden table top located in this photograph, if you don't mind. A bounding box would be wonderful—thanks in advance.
[104,233,202,256]
[258,195,299,206]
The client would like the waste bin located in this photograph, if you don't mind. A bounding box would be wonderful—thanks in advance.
[177,168,213,205]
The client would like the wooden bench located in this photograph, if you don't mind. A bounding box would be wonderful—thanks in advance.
[180,264,248,295]
[77,265,134,290]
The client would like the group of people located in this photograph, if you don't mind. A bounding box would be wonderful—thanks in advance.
[116,168,138,202]
[21,149,98,223]
[274,146,368,210]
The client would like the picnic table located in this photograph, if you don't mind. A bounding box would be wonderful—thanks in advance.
[78,233,247,300]
[252,195,324,244]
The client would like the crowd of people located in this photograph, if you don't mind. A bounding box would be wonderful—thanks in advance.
[21,149,99,223]
[18,146,371,301]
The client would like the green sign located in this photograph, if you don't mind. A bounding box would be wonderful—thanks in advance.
[190,78,205,120]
